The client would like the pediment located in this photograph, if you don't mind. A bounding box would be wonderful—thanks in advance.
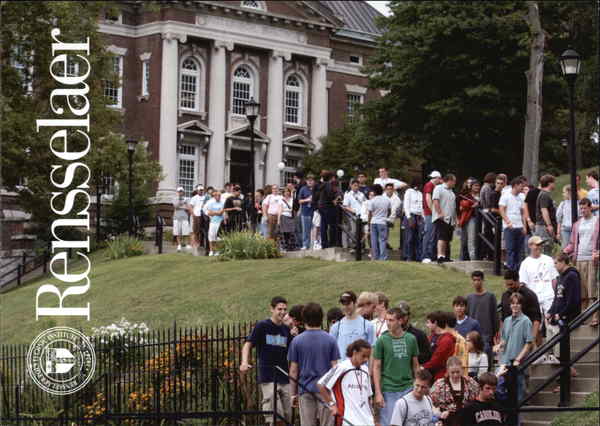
[226,124,269,141]
[283,134,314,149]
[178,120,213,135]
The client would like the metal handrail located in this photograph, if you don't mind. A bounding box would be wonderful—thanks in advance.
[476,209,502,275]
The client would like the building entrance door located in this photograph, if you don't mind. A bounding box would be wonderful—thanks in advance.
[229,149,252,194]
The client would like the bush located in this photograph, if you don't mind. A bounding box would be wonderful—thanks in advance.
[218,231,280,260]
[106,235,145,260]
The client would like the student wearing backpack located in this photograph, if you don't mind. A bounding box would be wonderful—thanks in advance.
[329,291,376,360]
[390,369,438,426]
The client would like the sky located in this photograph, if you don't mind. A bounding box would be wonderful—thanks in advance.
[366,1,391,16]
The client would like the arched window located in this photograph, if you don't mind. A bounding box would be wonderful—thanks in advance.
[285,75,303,125]
[232,66,253,115]
[180,57,200,110]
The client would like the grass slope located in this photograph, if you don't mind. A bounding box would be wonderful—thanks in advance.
[2,252,503,344]
[551,392,599,426]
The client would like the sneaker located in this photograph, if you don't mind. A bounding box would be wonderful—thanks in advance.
[545,354,560,365]
[437,257,445,264]
[186,244,192,250]
[177,244,182,252]
[213,251,219,256]
[422,258,432,264]
[209,251,214,256]
[532,355,547,365]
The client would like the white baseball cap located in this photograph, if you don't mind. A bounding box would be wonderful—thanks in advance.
[429,171,442,178]
[196,184,204,190]
[176,187,185,192]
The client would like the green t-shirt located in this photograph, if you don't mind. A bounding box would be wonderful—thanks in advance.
[373,331,419,392]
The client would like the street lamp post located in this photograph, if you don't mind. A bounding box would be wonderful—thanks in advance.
[559,48,581,229]
[244,98,260,231]
[126,139,138,236]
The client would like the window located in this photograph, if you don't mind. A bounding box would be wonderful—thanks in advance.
[232,66,253,115]
[142,60,150,97]
[180,57,200,110]
[103,56,123,108]
[346,93,363,119]
[67,60,79,77]
[178,144,197,196]
[102,175,115,196]
[241,1,262,9]
[11,46,32,92]
[285,75,303,125]
[349,55,362,64]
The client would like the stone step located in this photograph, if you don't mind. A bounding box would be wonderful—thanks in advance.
[530,363,599,378]
[521,406,558,423]
[528,390,590,406]
[571,336,599,352]
[522,420,551,426]
[530,377,598,393]
[570,325,599,339]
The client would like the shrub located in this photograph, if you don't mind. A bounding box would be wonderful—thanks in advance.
[218,231,280,260]
[106,235,144,260]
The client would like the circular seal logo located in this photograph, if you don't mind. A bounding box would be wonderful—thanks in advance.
[27,327,96,395]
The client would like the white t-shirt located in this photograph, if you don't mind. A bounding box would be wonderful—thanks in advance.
[577,216,598,260]
[404,188,424,217]
[189,194,208,216]
[499,191,524,229]
[280,196,294,218]
[519,254,559,310]
[344,190,366,214]
[371,317,388,339]
[374,177,406,190]
[264,194,283,216]
[368,195,392,225]
[318,359,374,426]
[390,392,436,426]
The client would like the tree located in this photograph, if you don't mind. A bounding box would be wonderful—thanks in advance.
[522,1,545,184]
[1,2,162,241]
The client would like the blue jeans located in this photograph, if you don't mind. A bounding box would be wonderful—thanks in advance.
[560,227,572,249]
[300,214,313,249]
[380,388,413,426]
[370,223,389,260]
[422,215,436,260]
[504,227,524,271]
[404,215,424,261]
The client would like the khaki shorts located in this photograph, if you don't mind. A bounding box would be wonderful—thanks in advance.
[576,260,598,301]
[173,219,190,236]
[259,382,291,425]
[299,392,333,426]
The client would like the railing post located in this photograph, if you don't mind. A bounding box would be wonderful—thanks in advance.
[505,365,519,426]
[21,252,26,268]
[558,320,571,407]
[15,385,20,426]
[356,216,362,261]
[211,368,218,424]
[16,264,22,287]
[494,214,502,276]
[273,372,278,425]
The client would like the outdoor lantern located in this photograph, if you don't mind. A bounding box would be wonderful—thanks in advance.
[277,161,286,170]
[126,138,138,152]
[244,97,260,121]
[559,48,581,80]
[336,169,345,178]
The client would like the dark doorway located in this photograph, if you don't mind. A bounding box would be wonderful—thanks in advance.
[229,149,252,194]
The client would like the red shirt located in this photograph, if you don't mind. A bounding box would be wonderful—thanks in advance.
[423,181,435,216]
[423,332,456,381]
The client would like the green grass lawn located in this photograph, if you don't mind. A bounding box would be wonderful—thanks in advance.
[1,251,503,344]
[551,392,599,426]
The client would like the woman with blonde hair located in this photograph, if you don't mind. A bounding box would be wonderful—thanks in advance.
[430,356,480,426]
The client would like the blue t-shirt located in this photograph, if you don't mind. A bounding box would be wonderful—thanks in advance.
[455,316,482,338]
[329,316,376,360]
[247,319,291,384]
[206,200,224,224]
[588,188,599,216]
[298,185,314,217]
[288,329,340,394]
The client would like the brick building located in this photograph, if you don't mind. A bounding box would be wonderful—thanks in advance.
[99,0,383,200]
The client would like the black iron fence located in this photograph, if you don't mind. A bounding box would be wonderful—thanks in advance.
[0,322,292,425]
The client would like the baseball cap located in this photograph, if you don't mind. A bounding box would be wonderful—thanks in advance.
[176,187,185,192]
[339,291,357,304]
[429,171,442,178]
[196,184,204,190]
[528,235,544,245]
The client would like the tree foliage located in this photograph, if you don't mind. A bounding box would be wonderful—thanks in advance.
[1,1,162,240]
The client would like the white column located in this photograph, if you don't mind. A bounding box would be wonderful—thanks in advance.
[311,58,329,151]
[265,50,290,185]
[157,32,186,201]
[207,40,233,188]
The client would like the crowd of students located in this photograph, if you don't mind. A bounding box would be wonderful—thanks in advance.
[239,245,589,426]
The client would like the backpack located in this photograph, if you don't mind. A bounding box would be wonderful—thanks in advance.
[398,394,435,425]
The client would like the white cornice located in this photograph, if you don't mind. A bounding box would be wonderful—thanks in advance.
[107,45,127,56]
[345,84,367,95]
[139,52,151,61]
[98,20,331,60]
[328,60,366,77]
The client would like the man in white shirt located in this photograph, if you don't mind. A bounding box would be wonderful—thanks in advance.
[499,176,526,271]
[374,167,407,190]
[403,178,424,261]
[384,183,402,227]
[369,185,393,260]
[390,369,436,426]
[189,185,208,252]
[519,235,559,351]
[342,180,366,249]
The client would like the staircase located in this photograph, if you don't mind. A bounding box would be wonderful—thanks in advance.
[522,324,599,426]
